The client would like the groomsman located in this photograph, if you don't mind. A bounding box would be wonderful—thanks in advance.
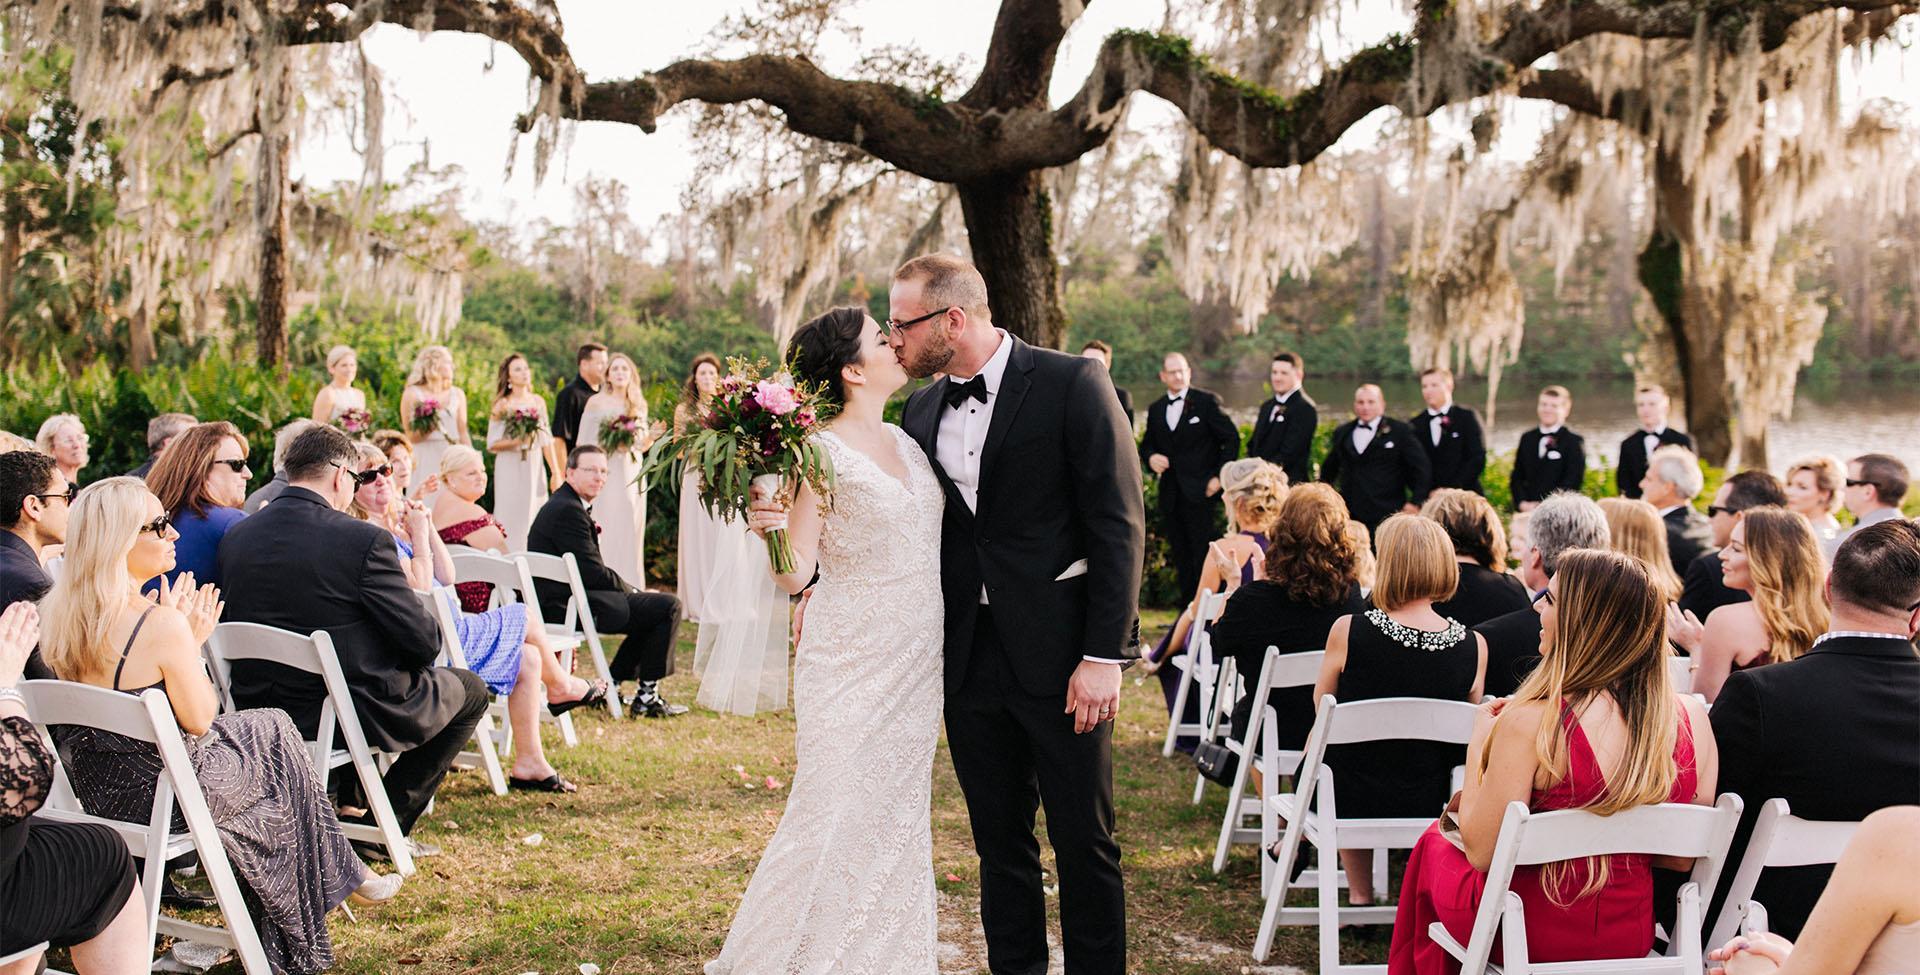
[549,342,607,490]
[1408,366,1485,493]
[1139,353,1239,599]
[1080,340,1134,419]
[1247,351,1317,487]
[1510,385,1586,511]
[1616,384,1693,499]
[1320,384,1431,531]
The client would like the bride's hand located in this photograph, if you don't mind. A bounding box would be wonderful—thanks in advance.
[747,484,790,540]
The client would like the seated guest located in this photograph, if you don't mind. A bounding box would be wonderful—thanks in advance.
[1389,550,1717,973]
[1507,509,1532,566]
[1680,470,1787,624]
[141,421,250,591]
[33,414,88,490]
[1600,497,1685,602]
[1509,385,1586,511]
[0,432,35,454]
[1320,383,1432,531]
[219,425,490,845]
[1707,806,1920,975]
[1347,520,1377,593]
[125,412,195,479]
[1423,488,1529,626]
[1842,453,1909,535]
[1313,514,1487,907]
[241,418,317,514]
[373,429,439,502]
[344,442,602,792]
[1617,384,1693,499]
[1671,507,1827,702]
[1472,492,1610,697]
[1640,444,1712,571]
[0,451,69,680]
[529,446,685,718]
[1705,521,1920,940]
[41,478,401,974]
[1,600,148,975]
[1409,367,1486,493]
[1783,455,1846,561]
[1211,483,1365,752]
[430,446,510,613]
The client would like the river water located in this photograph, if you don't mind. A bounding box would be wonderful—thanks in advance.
[1121,375,1920,475]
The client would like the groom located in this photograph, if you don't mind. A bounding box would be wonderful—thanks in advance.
[896,254,1145,974]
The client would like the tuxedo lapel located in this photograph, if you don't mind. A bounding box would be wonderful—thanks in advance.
[975,338,1033,520]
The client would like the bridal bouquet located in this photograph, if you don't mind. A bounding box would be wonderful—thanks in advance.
[409,398,442,436]
[644,357,835,574]
[599,414,642,456]
[501,406,543,456]
[333,408,372,437]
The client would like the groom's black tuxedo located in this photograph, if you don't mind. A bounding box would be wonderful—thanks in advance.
[904,333,1143,975]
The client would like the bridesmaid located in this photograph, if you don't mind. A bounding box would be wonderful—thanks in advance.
[486,353,550,553]
[310,345,367,426]
[578,353,659,587]
[674,354,723,621]
[399,345,468,499]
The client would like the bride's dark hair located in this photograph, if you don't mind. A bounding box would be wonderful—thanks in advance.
[786,306,869,406]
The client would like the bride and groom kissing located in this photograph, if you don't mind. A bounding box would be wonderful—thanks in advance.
[703,254,1147,974]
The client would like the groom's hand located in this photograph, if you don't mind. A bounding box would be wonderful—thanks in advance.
[1065,661,1122,734]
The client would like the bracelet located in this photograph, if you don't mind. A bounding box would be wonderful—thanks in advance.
[0,687,24,705]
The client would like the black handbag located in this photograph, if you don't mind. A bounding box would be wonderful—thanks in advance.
[1192,740,1237,785]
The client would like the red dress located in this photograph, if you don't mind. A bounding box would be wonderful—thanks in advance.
[1387,702,1698,974]
[438,516,505,614]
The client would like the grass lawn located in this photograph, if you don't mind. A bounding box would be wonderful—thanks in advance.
[225,610,1383,973]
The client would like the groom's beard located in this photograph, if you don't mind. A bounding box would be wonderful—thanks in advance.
[901,330,957,380]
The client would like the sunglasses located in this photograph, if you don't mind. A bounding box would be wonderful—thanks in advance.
[881,306,953,336]
[31,486,76,505]
[138,513,173,536]
[1845,479,1873,488]
[1532,588,1555,607]
[337,463,391,487]
[210,458,250,474]
[1707,505,1736,518]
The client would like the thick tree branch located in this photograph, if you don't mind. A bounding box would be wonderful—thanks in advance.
[958,0,1088,110]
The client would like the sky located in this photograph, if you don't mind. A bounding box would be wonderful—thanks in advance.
[297,1,1917,233]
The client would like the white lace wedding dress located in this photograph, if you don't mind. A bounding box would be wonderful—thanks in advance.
[706,425,945,975]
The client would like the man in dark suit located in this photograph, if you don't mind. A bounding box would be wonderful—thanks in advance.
[1409,366,1485,493]
[1638,443,1712,572]
[1678,471,1787,624]
[1079,340,1133,420]
[125,412,196,479]
[220,425,489,840]
[1510,385,1586,511]
[547,342,606,491]
[1472,492,1609,696]
[1707,521,1920,939]
[1248,350,1318,487]
[894,254,1144,974]
[0,450,67,681]
[1319,383,1431,531]
[528,444,685,718]
[1616,384,1693,499]
[241,418,317,514]
[1138,352,1239,599]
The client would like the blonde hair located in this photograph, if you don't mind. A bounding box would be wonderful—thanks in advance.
[603,353,648,420]
[1739,507,1829,664]
[438,444,485,479]
[34,413,84,453]
[1346,521,1377,591]
[405,345,454,389]
[1784,455,1844,516]
[1370,514,1460,611]
[326,345,356,370]
[0,431,37,453]
[346,441,390,522]
[1219,458,1289,534]
[40,477,150,684]
[1598,497,1683,602]
[1497,549,1679,905]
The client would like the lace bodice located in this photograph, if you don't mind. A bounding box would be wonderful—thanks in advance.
[1,714,52,826]
[810,427,944,593]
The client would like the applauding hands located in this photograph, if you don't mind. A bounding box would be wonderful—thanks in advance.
[155,571,224,645]
[0,601,40,689]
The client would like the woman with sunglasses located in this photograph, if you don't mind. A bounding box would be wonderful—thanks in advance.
[41,477,402,975]
[142,421,252,592]
[346,443,602,792]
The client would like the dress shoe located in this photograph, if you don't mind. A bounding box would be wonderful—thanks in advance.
[349,871,404,906]
[630,693,688,718]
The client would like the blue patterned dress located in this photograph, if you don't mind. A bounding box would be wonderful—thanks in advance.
[396,539,526,694]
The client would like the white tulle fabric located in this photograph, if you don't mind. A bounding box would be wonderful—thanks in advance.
[689,507,792,716]
[579,401,645,586]
[706,425,945,975]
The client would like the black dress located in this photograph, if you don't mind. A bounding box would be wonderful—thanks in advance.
[1433,562,1531,628]
[1324,608,1479,818]
[1212,580,1366,749]
[1,713,137,954]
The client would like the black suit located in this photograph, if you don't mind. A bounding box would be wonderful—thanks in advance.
[1662,506,1713,578]
[1617,427,1694,499]
[549,374,596,451]
[1510,427,1587,507]
[1408,405,1486,493]
[1707,635,1920,938]
[527,484,680,684]
[0,532,54,681]
[1138,387,1240,599]
[1473,603,1543,698]
[1319,417,1432,530]
[1679,548,1748,624]
[1111,383,1134,420]
[218,487,487,834]
[1248,389,1318,488]
[126,454,159,480]
[904,336,1143,975]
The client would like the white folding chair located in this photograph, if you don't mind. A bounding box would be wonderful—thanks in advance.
[1704,798,1858,951]
[416,588,509,796]
[202,623,415,875]
[0,943,47,967]
[1211,647,1325,890]
[18,681,274,974]
[1666,654,1694,692]
[514,550,623,718]
[1162,588,1228,758]
[1428,794,1745,975]
[447,550,578,747]
[1254,694,1482,971]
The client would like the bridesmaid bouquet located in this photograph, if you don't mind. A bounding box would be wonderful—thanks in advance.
[501,406,543,457]
[644,357,836,574]
[409,398,443,436]
[334,408,372,437]
[599,414,642,456]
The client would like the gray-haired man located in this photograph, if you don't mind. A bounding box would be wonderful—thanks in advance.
[1472,491,1610,696]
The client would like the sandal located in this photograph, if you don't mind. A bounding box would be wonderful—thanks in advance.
[547,678,609,717]
[507,773,578,793]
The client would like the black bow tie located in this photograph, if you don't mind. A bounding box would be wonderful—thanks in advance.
[1168,393,1185,403]
[1358,421,1376,431]
[945,374,987,409]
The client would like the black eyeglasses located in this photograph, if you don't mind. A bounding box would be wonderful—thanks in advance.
[336,463,388,487]
[210,458,250,474]
[882,306,953,336]
[138,513,172,536]
[30,486,76,505]
[1533,588,1555,607]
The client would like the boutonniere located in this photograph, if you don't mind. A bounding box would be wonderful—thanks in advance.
[1542,434,1556,449]
[1439,415,1453,428]
[593,523,603,536]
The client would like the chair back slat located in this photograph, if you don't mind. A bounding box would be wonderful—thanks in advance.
[515,551,582,631]
[1265,649,1324,689]
[1321,696,1480,746]
[1510,800,1743,864]
[1706,798,1859,949]
[18,679,162,742]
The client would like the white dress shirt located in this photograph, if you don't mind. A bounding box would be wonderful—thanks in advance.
[1427,404,1453,446]
[1164,391,1187,430]
[1269,388,1296,423]
[1352,419,1378,453]
[1641,427,1666,460]
[1537,424,1564,458]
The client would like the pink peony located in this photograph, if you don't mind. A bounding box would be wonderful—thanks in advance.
[795,408,816,428]
[753,380,798,416]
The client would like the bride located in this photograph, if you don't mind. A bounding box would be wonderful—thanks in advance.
[706,307,945,974]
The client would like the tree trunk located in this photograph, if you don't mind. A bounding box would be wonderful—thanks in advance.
[956,170,1065,349]
[1639,152,1736,467]
[128,306,155,371]
[255,131,292,369]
